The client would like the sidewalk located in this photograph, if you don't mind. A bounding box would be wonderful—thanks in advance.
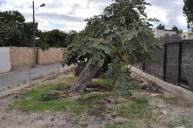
[0,63,68,91]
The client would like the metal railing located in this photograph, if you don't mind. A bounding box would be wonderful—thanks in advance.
[137,39,193,91]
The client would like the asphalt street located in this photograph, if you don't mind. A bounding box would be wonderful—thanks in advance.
[0,63,68,90]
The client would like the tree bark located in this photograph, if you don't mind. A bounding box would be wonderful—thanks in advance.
[70,59,104,93]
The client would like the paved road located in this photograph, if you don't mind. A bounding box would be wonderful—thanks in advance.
[0,63,68,90]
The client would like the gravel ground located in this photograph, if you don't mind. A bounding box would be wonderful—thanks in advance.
[0,73,193,128]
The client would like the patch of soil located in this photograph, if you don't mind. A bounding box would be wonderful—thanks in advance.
[140,82,162,94]
[78,92,112,117]
[1,73,193,128]
[85,84,111,92]
[87,97,112,117]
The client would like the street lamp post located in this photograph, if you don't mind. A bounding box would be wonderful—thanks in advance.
[32,1,35,66]
[28,1,45,86]
[32,1,45,65]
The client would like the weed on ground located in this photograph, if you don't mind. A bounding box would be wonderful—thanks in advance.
[8,73,193,128]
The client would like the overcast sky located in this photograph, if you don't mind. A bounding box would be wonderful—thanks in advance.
[0,0,188,32]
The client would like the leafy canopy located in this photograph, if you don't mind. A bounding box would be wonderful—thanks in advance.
[0,10,75,48]
[157,24,165,30]
[65,0,157,96]
[172,26,183,34]
[183,0,193,31]
[0,10,39,47]
[43,29,68,47]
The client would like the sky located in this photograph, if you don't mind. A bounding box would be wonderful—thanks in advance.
[0,0,188,32]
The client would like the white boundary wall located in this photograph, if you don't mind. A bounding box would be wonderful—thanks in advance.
[0,47,11,73]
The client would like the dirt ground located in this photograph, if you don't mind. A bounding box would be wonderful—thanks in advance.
[0,100,106,128]
[0,74,193,128]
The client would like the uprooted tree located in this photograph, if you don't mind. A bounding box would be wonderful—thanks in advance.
[64,0,158,95]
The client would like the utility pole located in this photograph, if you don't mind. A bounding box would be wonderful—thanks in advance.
[28,1,45,86]
[32,1,36,66]
[32,1,45,65]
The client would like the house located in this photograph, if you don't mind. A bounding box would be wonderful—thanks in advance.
[181,32,193,39]
[152,28,177,38]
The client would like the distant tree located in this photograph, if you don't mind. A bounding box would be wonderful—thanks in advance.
[65,31,78,46]
[0,11,38,47]
[35,30,49,50]
[172,26,183,34]
[21,22,38,47]
[0,10,73,48]
[157,24,165,30]
[0,10,25,24]
[0,11,25,46]
[43,29,68,47]
[183,0,193,31]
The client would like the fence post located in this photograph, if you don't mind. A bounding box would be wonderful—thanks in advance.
[163,43,167,81]
[142,62,145,72]
[178,41,182,85]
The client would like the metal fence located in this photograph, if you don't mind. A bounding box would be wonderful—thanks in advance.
[138,39,193,91]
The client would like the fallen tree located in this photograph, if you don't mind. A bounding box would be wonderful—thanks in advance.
[64,0,158,95]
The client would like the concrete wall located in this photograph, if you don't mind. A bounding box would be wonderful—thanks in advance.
[10,47,34,70]
[8,47,66,70]
[38,48,66,65]
[0,47,11,73]
[0,47,66,72]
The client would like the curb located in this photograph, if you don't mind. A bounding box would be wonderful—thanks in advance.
[131,67,193,102]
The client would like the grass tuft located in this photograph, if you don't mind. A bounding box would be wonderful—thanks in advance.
[92,79,113,86]
[11,98,89,113]
[79,92,110,102]
[104,123,117,128]
[10,80,89,113]
[118,97,151,119]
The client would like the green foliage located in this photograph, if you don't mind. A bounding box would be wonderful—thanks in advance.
[104,123,117,128]
[24,83,65,100]
[118,97,151,119]
[183,0,193,30]
[0,10,25,24]
[11,82,89,113]
[65,30,78,46]
[0,10,39,47]
[79,92,110,102]
[0,10,75,48]
[128,79,141,90]
[156,24,165,30]
[40,91,60,101]
[43,29,68,47]
[172,26,183,34]
[38,30,78,49]
[21,22,38,47]
[64,0,157,96]
[11,98,88,113]
[107,63,131,96]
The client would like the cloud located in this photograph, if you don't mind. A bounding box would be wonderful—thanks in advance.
[147,0,187,31]
[0,0,188,31]
[0,0,5,5]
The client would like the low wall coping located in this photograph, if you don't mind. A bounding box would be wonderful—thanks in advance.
[131,67,193,103]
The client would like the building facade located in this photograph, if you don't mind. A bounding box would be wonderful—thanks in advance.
[181,32,193,40]
[152,28,176,38]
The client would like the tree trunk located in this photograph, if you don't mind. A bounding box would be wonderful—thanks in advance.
[70,59,104,93]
